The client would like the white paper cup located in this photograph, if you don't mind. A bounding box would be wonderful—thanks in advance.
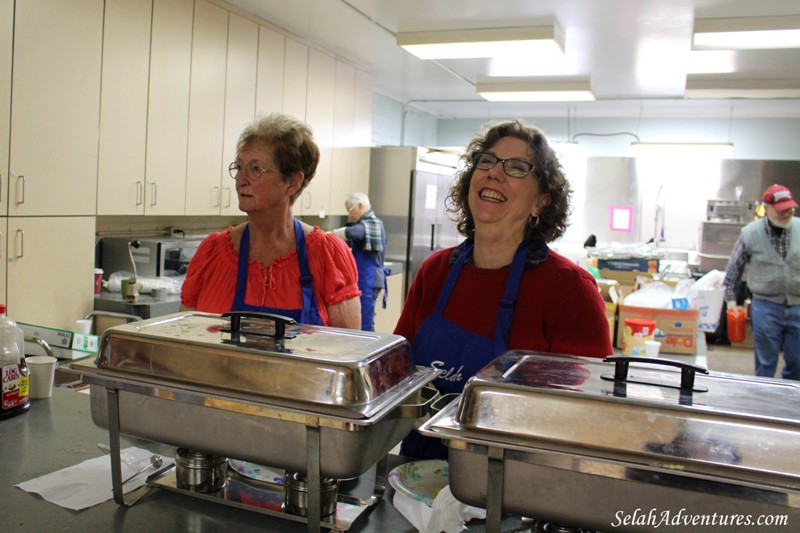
[644,340,661,357]
[75,319,93,334]
[26,355,58,399]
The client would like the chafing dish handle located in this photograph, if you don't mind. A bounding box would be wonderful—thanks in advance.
[221,311,296,339]
[603,356,709,391]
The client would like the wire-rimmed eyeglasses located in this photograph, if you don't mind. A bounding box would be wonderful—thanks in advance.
[473,152,535,178]
[228,161,281,180]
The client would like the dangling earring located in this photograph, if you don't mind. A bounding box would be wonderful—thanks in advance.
[529,214,540,228]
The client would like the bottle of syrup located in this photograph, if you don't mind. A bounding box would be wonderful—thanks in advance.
[0,304,30,419]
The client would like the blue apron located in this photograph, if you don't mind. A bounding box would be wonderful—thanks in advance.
[352,246,389,331]
[400,239,530,459]
[232,218,324,326]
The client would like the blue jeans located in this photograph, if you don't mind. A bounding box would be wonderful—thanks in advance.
[751,297,800,380]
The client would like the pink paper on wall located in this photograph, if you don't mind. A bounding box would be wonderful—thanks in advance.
[610,205,633,232]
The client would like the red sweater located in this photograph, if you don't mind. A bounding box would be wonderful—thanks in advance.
[394,246,613,358]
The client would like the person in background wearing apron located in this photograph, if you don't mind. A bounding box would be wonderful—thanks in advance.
[180,113,361,329]
[330,192,389,331]
[394,119,614,460]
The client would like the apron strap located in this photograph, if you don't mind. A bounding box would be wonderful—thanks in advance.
[232,224,252,309]
[432,241,474,315]
[232,220,322,325]
[492,240,530,354]
[294,218,322,324]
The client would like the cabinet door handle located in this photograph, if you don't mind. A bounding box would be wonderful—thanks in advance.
[136,181,143,206]
[304,191,311,209]
[14,229,24,259]
[16,175,25,205]
[224,187,232,207]
[0,173,3,203]
[212,186,220,207]
[150,182,157,206]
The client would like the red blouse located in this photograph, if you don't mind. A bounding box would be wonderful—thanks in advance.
[181,226,360,325]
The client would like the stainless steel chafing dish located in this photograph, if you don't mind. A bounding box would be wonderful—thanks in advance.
[419,350,800,533]
[66,311,438,532]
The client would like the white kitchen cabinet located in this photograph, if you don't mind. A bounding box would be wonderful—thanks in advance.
[8,0,102,216]
[374,271,404,334]
[256,26,286,115]
[0,0,11,217]
[185,0,229,216]
[301,49,335,218]
[220,13,258,217]
[354,69,373,147]
[329,61,356,216]
[7,217,95,330]
[96,0,152,216]
[144,0,194,216]
[351,69,374,196]
[0,217,6,305]
[282,38,308,122]
[350,147,372,201]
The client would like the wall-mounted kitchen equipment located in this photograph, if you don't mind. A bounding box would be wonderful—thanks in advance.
[65,311,437,532]
[99,235,206,280]
[697,199,755,273]
[706,199,755,224]
[420,351,800,532]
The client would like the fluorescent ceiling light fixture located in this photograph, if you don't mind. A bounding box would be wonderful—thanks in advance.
[685,79,800,99]
[397,25,564,60]
[687,51,736,74]
[630,142,734,158]
[477,80,594,102]
[693,16,800,50]
[489,55,578,77]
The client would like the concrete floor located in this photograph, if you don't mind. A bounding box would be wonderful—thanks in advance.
[704,341,789,378]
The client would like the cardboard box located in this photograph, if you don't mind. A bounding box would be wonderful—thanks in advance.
[605,302,618,346]
[19,322,99,359]
[600,268,648,287]
[597,258,659,273]
[616,305,699,355]
[596,279,619,344]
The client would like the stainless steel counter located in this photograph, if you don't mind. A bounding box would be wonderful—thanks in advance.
[1,387,518,532]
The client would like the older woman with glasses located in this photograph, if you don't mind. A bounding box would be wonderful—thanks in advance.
[180,113,361,328]
[395,119,613,460]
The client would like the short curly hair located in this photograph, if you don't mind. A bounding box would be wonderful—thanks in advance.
[446,119,572,243]
[237,113,320,204]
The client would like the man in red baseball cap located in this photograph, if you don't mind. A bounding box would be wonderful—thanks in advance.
[723,183,799,380]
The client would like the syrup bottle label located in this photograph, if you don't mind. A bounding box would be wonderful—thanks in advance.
[2,363,26,410]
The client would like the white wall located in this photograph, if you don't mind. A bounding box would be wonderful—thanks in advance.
[437,117,800,161]
[371,93,800,254]
[371,92,440,147]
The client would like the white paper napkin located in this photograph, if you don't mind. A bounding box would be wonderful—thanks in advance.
[16,446,159,510]
[392,484,486,533]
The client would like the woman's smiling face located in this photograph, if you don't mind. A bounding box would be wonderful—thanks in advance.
[468,136,548,238]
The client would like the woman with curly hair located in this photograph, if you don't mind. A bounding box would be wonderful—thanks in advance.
[395,119,613,459]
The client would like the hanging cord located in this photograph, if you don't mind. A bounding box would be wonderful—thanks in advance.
[570,132,641,143]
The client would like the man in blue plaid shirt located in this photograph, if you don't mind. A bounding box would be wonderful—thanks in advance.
[724,184,800,380]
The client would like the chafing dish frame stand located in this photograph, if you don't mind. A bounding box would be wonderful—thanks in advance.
[103,386,388,532]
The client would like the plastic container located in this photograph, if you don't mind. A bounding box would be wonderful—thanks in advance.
[622,318,656,356]
[727,307,746,343]
[94,268,104,296]
[0,304,30,419]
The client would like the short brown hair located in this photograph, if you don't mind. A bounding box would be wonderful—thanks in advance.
[237,113,320,204]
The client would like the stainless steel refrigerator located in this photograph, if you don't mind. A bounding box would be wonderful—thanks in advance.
[369,147,463,299]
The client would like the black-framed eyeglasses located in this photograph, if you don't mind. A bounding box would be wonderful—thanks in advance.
[473,152,535,178]
[228,161,281,180]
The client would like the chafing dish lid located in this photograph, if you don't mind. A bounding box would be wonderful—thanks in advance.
[93,311,416,417]
[437,350,800,486]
